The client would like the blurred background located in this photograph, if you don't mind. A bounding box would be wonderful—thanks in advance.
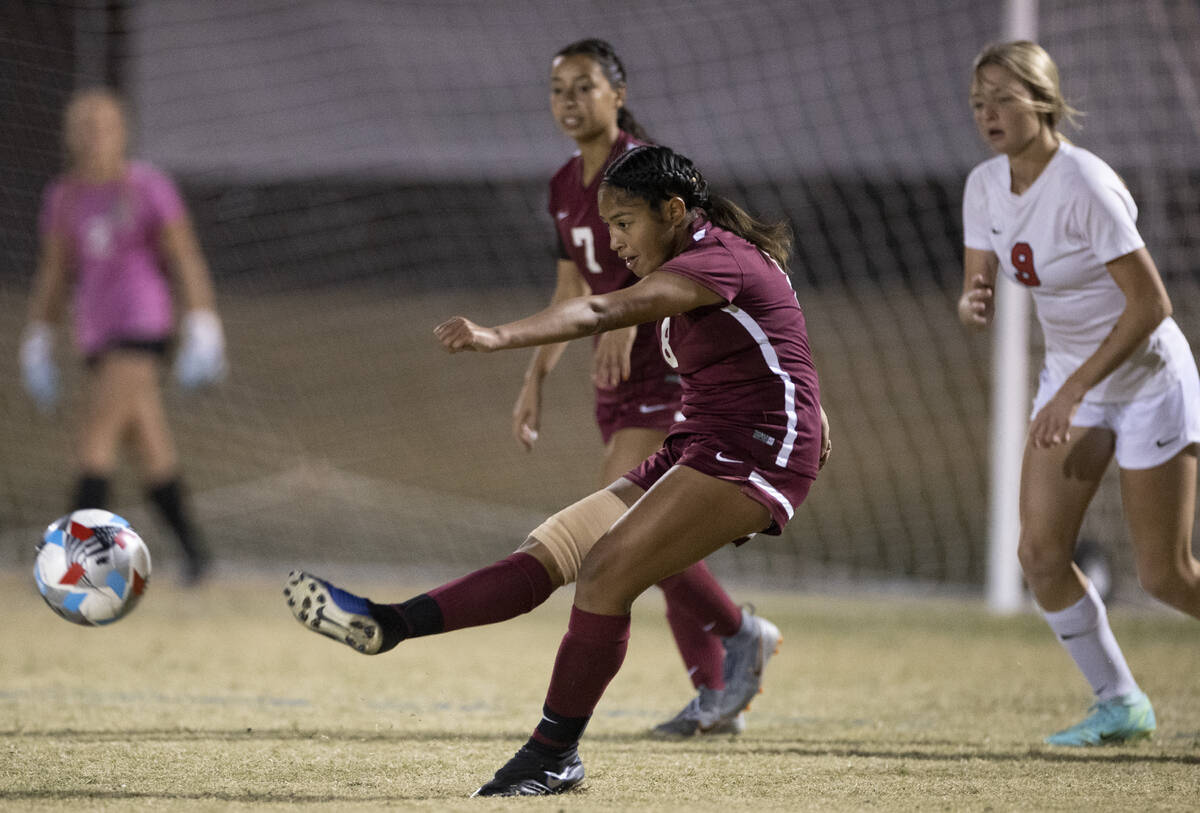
[2,0,1198,601]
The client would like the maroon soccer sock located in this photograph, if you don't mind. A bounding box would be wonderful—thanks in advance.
[664,599,726,690]
[657,561,743,688]
[532,605,631,750]
[424,551,555,633]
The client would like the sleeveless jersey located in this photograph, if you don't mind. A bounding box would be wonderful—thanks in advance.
[39,161,185,356]
[963,142,1191,402]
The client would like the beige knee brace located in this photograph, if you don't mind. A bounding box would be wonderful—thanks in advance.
[523,489,628,584]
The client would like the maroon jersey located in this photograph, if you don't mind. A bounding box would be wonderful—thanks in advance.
[655,220,822,477]
[548,131,680,413]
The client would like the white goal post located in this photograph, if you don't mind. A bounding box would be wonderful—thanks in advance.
[986,0,1038,614]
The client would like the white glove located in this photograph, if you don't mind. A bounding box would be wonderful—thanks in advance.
[19,321,59,412]
[174,309,227,389]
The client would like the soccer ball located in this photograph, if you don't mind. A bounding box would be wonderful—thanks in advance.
[34,509,151,626]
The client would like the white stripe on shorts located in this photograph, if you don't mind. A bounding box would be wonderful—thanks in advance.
[721,304,798,467]
[748,470,795,522]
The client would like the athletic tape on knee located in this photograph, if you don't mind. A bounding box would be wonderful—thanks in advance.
[527,489,627,584]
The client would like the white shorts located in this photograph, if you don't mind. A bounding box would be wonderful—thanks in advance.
[1032,361,1200,470]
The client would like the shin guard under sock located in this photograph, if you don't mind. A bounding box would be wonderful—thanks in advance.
[373,552,556,645]
[658,561,742,688]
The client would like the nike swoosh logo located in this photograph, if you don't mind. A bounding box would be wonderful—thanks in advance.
[715,451,743,464]
[637,403,670,414]
[1155,436,1179,447]
[556,211,568,220]
[543,768,576,787]
[991,227,1001,234]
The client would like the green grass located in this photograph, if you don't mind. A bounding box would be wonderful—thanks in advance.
[2,569,1198,811]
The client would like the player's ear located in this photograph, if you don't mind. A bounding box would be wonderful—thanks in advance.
[664,196,688,226]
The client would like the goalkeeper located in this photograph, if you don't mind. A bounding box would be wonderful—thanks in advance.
[20,87,227,585]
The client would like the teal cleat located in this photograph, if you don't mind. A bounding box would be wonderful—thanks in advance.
[1045,690,1156,746]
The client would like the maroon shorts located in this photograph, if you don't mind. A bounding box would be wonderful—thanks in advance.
[625,431,816,537]
[594,380,683,445]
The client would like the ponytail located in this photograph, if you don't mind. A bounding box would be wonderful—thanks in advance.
[616,107,649,142]
[707,194,792,268]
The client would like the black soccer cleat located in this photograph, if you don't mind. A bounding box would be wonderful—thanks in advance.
[471,744,585,797]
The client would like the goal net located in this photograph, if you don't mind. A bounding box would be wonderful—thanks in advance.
[2,0,1197,600]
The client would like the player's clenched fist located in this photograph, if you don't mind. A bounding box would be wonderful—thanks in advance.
[434,316,501,353]
[958,274,995,328]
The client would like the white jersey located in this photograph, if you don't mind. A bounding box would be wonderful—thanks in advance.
[963,141,1191,403]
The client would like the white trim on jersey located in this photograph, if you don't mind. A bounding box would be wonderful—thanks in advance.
[748,470,794,521]
[721,304,798,467]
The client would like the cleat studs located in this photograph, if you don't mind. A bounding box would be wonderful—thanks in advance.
[298,611,308,621]
[301,597,311,610]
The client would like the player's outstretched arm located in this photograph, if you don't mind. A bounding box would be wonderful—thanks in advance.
[435,269,723,354]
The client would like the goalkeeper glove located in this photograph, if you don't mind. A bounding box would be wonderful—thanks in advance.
[19,322,59,412]
[174,309,227,389]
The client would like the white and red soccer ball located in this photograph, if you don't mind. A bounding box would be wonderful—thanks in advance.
[34,509,151,626]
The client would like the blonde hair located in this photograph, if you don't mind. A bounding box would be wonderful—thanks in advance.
[971,41,1082,132]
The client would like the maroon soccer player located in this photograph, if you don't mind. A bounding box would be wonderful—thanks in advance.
[515,38,772,737]
[286,144,829,796]
[285,38,774,739]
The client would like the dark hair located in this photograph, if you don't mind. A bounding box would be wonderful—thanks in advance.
[555,38,649,141]
[602,145,793,266]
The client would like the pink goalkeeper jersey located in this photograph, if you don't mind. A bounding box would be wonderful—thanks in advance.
[549,131,681,406]
[39,161,185,356]
[656,219,822,476]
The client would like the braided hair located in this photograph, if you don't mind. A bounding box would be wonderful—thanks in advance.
[555,38,649,141]
[602,145,792,266]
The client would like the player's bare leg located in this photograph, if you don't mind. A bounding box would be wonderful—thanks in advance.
[89,351,209,584]
[1021,427,1153,745]
[1121,445,1200,618]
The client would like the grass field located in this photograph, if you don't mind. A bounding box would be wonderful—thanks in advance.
[2,568,1198,811]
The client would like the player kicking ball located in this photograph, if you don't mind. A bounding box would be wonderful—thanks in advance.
[287,144,827,795]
